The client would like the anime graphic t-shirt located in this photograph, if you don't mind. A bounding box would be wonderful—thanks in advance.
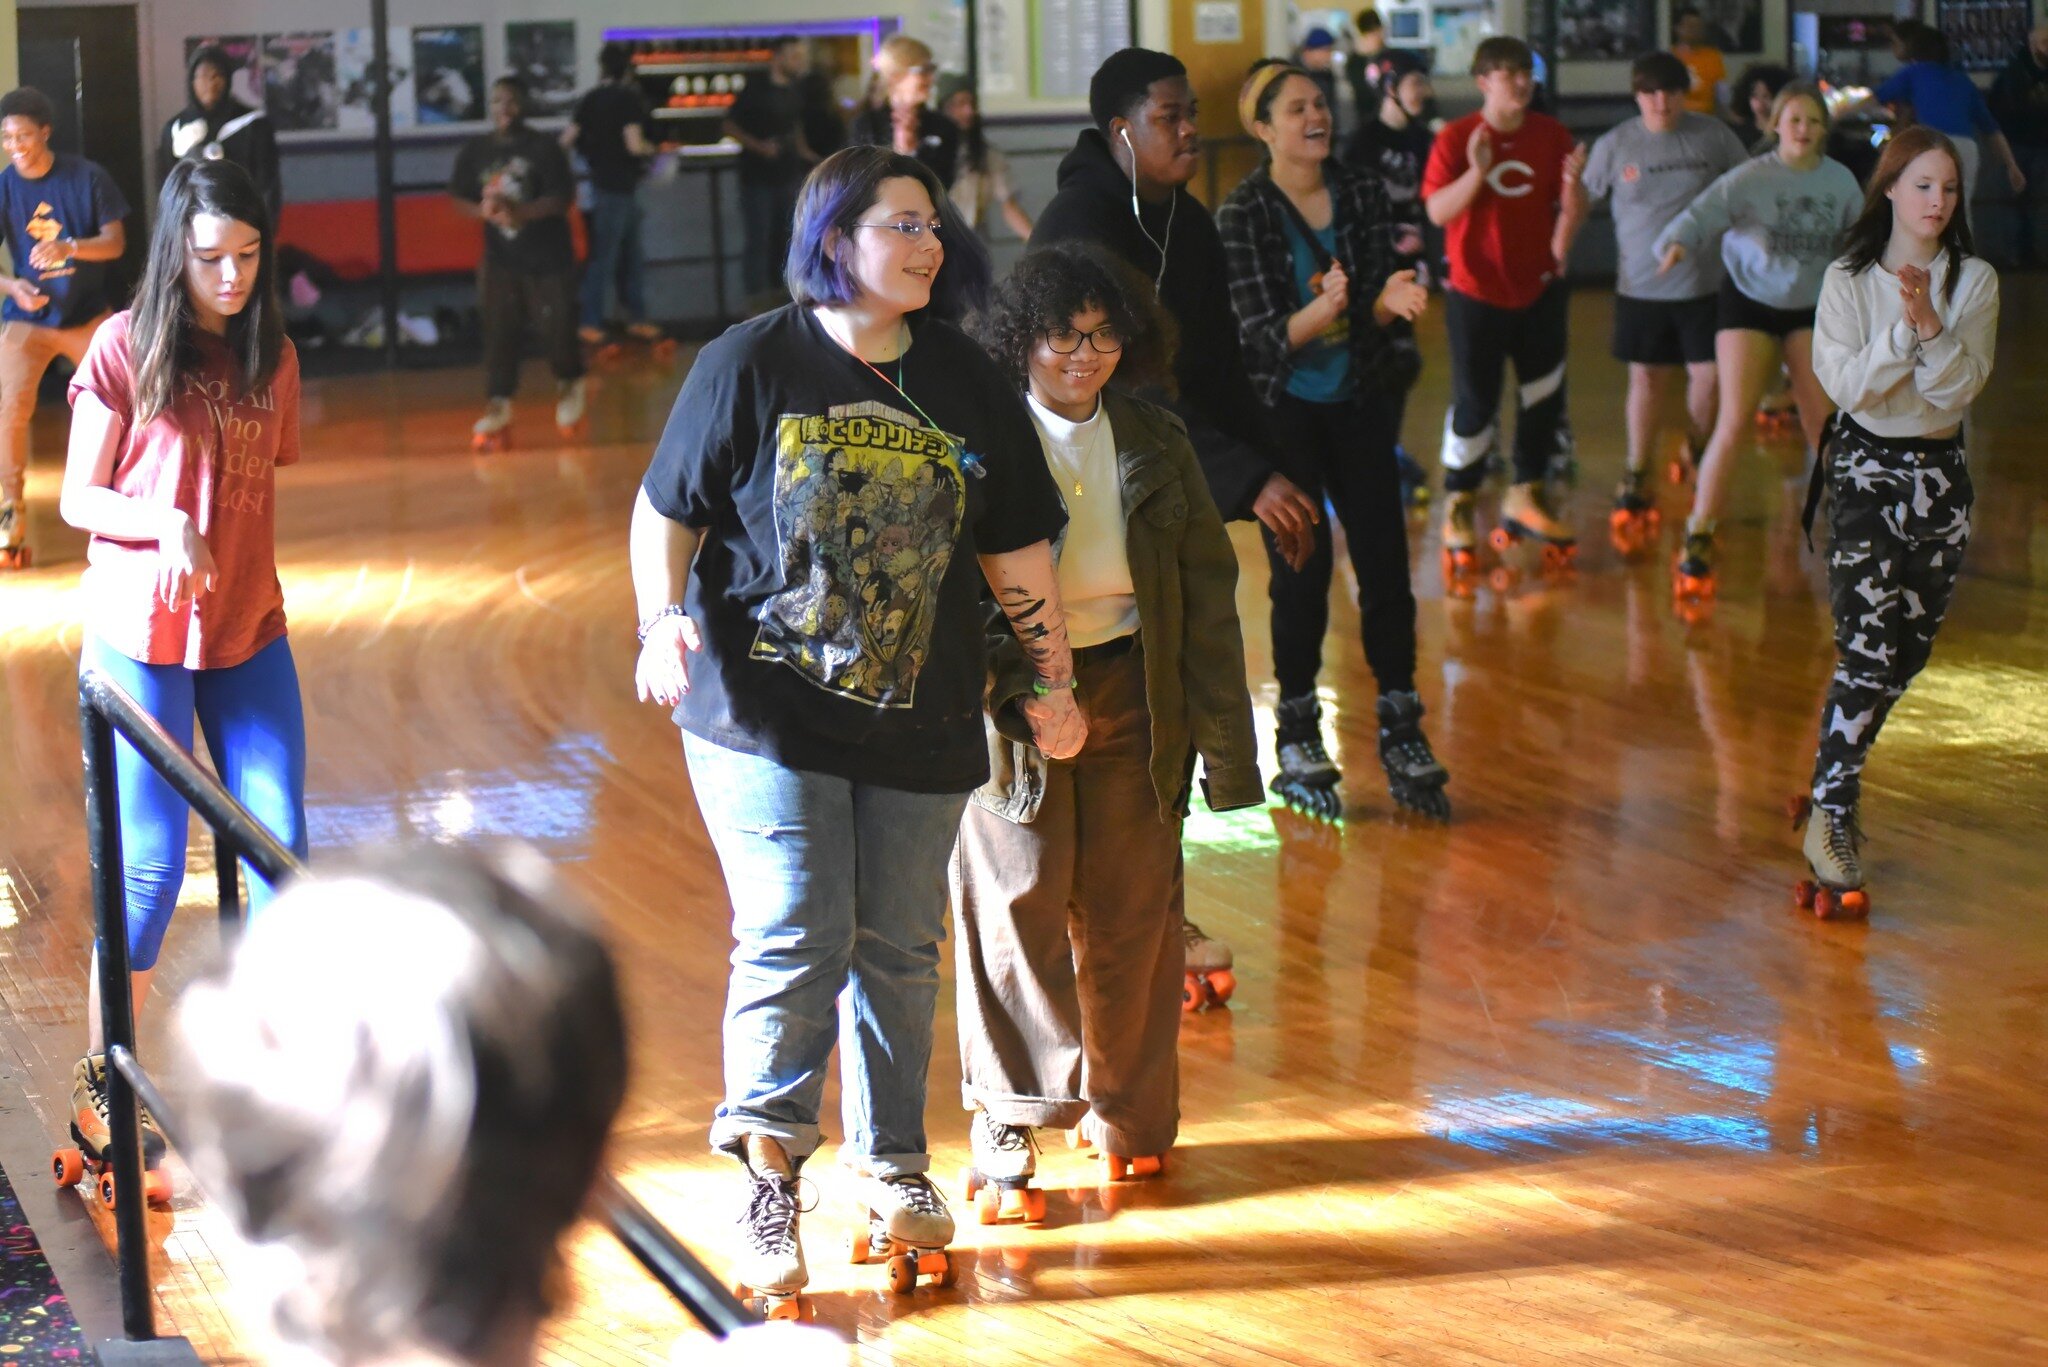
[448,125,576,274]
[68,312,300,670]
[642,305,1065,793]
[0,153,130,327]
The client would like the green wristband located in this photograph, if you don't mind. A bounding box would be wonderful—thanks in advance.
[1031,677,1077,696]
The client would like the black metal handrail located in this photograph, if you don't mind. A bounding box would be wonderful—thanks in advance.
[76,668,753,1355]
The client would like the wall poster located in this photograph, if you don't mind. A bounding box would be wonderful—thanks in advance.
[414,25,487,124]
[261,32,341,132]
[506,21,578,117]
[337,28,416,132]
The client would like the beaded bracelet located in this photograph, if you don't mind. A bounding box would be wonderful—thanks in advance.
[1031,677,1078,696]
[636,604,689,642]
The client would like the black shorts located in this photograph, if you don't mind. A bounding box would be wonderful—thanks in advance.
[1716,278,1817,339]
[1612,294,1718,366]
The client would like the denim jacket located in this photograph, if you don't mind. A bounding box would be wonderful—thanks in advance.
[972,388,1264,824]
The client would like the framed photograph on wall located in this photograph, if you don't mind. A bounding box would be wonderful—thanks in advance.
[1689,0,1765,55]
[413,24,486,125]
[261,32,341,132]
[1559,0,1654,59]
[505,21,577,118]
[184,35,262,110]
[336,28,415,132]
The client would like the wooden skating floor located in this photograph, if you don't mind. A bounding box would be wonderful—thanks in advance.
[4,282,2048,1364]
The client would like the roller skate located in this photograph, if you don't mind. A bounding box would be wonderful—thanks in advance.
[727,1135,811,1321]
[554,377,588,439]
[849,1172,956,1294]
[1377,691,1450,821]
[961,1108,1046,1226]
[1609,464,1661,555]
[1755,388,1797,433]
[1492,481,1578,572]
[1097,1150,1168,1183]
[0,500,28,570]
[1790,797,1869,920]
[51,1054,172,1210]
[471,397,514,452]
[1439,490,1480,593]
[1269,693,1342,823]
[1396,444,1431,511]
[1672,523,1717,603]
[1182,917,1236,1011]
[624,322,680,359]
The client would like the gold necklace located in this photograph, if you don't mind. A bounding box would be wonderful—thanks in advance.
[1056,402,1107,499]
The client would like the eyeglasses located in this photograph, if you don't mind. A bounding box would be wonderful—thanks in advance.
[855,220,943,241]
[1043,324,1124,355]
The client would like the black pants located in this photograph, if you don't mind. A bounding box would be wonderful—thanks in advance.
[1264,390,1417,699]
[1809,420,1971,814]
[740,175,802,297]
[479,261,583,400]
[1440,281,1570,493]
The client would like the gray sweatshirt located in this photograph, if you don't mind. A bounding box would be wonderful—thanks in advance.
[1583,113,1749,300]
[1651,153,1862,311]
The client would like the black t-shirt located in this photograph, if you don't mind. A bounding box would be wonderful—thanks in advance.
[641,306,1066,792]
[726,75,808,185]
[1344,120,1436,275]
[449,126,576,274]
[848,106,959,185]
[572,83,654,194]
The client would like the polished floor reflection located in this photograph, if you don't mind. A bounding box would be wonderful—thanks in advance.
[3,282,2047,1364]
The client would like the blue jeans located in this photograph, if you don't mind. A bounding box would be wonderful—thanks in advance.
[83,635,309,969]
[579,188,647,329]
[683,733,969,1176]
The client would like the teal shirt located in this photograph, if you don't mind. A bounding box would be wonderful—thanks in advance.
[1283,219,1356,403]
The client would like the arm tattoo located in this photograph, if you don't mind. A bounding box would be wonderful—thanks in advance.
[994,583,1072,680]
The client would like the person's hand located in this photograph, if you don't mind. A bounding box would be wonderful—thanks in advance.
[1304,258,1349,331]
[1020,686,1087,760]
[1561,141,1589,187]
[1376,268,1427,322]
[635,612,702,707]
[4,276,49,312]
[156,511,218,612]
[27,238,75,272]
[1657,243,1685,275]
[1898,263,1942,340]
[1466,122,1494,178]
[2007,160,2028,195]
[1253,472,1320,571]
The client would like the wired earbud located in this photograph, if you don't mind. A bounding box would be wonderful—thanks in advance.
[1116,124,1174,292]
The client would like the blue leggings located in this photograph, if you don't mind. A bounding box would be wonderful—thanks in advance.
[82,635,309,970]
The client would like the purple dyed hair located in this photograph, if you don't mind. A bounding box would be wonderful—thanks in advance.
[784,145,992,322]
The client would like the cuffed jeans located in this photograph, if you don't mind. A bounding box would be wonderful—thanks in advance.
[1,314,107,522]
[683,732,969,1176]
[579,188,647,329]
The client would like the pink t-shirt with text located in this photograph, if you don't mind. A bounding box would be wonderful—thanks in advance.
[68,311,300,670]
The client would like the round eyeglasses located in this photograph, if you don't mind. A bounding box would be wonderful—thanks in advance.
[1043,324,1124,355]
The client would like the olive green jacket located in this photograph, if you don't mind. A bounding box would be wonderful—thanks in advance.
[973,388,1264,824]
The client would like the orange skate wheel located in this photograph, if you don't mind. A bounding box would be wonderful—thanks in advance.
[1204,969,1236,1005]
[1836,889,1870,919]
[145,1169,172,1205]
[1181,972,1204,1012]
[1488,526,1514,552]
[1793,879,1817,911]
[1021,1186,1048,1223]
[1127,1154,1165,1179]
[962,1165,985,1201]
[1104,1154,1130,1182]
[886,1253,917,1294]
[0,546,31,570]
[1489,567,1514,592]
[849,1228,876,1264]
[51,1148,84,1187]
[974,1184,1001,1225]
[1786,795,1812,825]
[1540,543,1570,571]
[96,1172,118,1210]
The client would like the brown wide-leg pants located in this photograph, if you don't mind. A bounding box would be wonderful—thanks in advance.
[950,640,1186,1157]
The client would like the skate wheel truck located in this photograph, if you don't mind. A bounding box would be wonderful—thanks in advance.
[850,1225,955,1293]
[1182,967,1236,1012]
[52,1140,172,1210]
[729,1282,809,1322]
[963,1165,1047,1225]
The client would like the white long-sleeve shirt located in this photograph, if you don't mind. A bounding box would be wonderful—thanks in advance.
[1811,254,1998,438]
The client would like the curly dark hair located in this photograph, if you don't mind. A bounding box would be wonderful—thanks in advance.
[979,242,1177,394]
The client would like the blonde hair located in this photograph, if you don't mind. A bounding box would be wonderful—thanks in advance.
[875,35,935,84]
[1766,80,1830,141]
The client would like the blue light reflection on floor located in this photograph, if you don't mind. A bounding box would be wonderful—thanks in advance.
[305,730,610,853]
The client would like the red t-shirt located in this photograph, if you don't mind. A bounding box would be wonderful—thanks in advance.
[1422,111,1575,310]
[68,311,300,670]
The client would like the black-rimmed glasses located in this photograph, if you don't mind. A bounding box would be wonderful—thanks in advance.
[1043,324,1124,354]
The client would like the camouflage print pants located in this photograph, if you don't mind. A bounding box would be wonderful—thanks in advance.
[1810,422,1972,814]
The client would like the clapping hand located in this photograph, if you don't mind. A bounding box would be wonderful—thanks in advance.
[1376,269,1427,322]
[1898,264,1942,340]
[1467,122,1493,177]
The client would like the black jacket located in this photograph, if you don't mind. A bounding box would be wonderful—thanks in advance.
[848,106,959,185]
[159,95,282,222]
[1031,128,1281,520]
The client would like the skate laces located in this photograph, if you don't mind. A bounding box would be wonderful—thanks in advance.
[977,1108,1036,1158]
[884,1172,948,1216]
[1182,918,1217,951]
[741,1166,811,1256]
[1824,809,1863,862]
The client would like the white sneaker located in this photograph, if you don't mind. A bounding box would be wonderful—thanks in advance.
[555,377,587,430]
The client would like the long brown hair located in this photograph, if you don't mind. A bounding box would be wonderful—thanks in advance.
[1837,126,1974,303]
[130,158,284,429]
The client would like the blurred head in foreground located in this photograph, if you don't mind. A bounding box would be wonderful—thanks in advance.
[175,843,628,1366]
